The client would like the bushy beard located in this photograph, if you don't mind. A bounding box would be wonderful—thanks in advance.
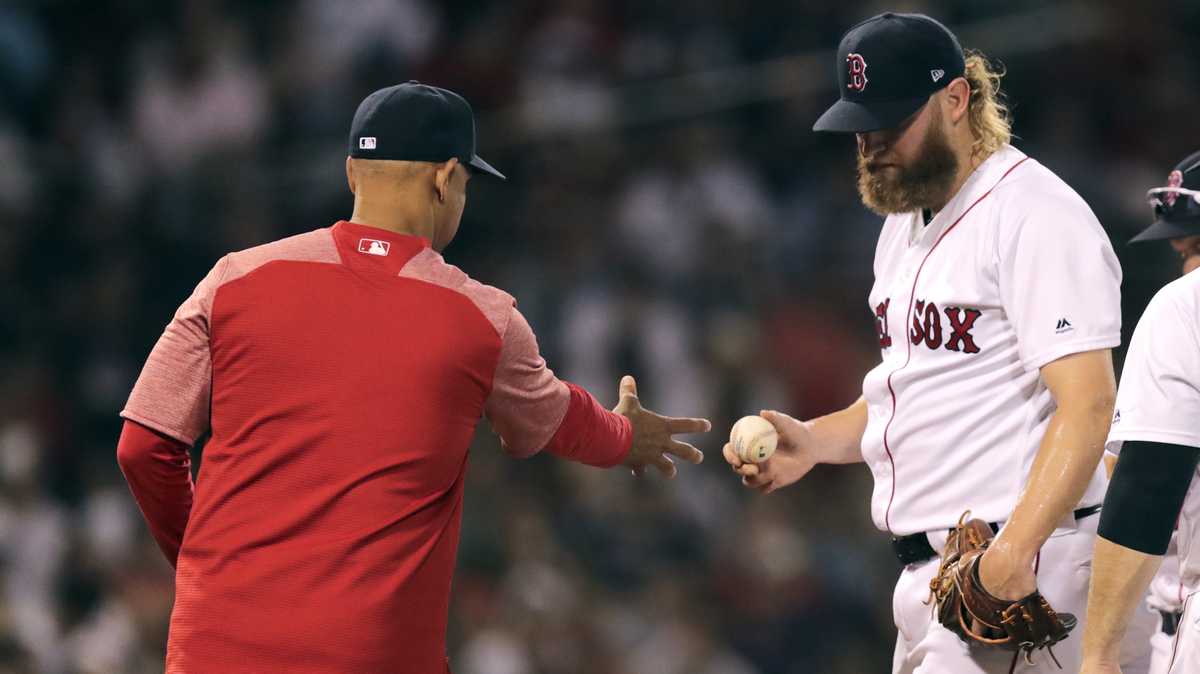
[856,113,960,216]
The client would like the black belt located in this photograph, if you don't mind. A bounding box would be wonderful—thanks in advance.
[1161,609,1183,636]
[890,504,1103,566]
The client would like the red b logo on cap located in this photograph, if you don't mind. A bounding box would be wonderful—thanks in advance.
[1166,170,1184,207]
[846,53,868,92]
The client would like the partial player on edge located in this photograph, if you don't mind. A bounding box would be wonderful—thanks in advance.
[1081,151,1200,674]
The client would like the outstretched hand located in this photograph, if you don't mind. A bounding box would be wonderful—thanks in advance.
[614,375,709,478]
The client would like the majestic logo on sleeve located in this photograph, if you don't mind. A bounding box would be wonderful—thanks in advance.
[357,238,390,256]
[908,300,982,354]
[846,54,868,92]
[1165,170,1184,207]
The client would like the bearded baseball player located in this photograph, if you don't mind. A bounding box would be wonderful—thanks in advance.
[723,13,1135,673]
[1081,151,1200,674]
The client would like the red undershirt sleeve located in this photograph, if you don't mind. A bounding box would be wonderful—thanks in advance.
[484,307,632,467]
[542,381,633,467]
[116,419,194,567]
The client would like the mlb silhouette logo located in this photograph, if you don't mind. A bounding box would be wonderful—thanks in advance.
[359,136,377,150]
[358,238,390,256]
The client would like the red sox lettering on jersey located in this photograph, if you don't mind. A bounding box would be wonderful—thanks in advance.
[873,298,892,348]
[860,146,1122,536]
[876,297,985,353]
[905,300,983,353]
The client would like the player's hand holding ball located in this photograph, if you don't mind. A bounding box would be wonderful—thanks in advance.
[729,415,777,463]
[723,411,818,494]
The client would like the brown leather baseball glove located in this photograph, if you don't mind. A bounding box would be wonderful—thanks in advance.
[928,513,1077,673]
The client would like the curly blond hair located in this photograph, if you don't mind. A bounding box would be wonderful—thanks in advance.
[963,49,1012,160]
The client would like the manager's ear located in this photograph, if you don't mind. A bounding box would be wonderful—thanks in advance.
[346,156,356,194]
[433,158,459,203]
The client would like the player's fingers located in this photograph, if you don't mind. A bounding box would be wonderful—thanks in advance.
[665,416,711,434]
[741,470,771,488]
[722,442,743,469]
[667,440,703,464]
[618,375,639,402]
[738,463,760,477]
[652,454,677,478]
[739,470,768,484]
[759,410,795,433]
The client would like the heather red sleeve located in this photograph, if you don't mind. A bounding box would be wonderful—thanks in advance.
[484,308,632,466]
[116,419,194,567]
[122,257,226,444]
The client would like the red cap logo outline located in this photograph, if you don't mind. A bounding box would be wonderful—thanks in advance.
[846,53,868,92]
[1165,170,1184,207]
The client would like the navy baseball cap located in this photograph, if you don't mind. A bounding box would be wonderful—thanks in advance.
[813,13,966,134]
[348,81,505,180]
[1131,150,1200,243]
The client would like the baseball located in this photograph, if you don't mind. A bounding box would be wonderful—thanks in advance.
[730,415,778,464]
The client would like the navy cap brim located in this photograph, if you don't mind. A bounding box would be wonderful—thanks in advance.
[468,154,506,180]
[813,95,930,133]
[1130,217,1200,244]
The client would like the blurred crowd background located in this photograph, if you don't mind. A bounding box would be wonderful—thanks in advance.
[1,0,1198,672]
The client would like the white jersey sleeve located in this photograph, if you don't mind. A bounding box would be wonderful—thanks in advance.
[1108,275,1200,452]
[997,189,1122,370]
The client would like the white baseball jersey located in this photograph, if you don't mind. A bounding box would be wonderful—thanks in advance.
[1108,270,1200,598]
[861,145,1121,535]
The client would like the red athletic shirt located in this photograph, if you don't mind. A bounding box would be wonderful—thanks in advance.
[118,221,631,673]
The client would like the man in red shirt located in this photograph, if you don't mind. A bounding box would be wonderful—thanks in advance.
[116,82,709,674]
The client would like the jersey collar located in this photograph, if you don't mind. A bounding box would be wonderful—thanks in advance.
[331,220,432,274]
[911,145,1027,244]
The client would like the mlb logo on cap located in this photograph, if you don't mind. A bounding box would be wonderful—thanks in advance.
[359,136,377,150]
[357,238,390,256]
